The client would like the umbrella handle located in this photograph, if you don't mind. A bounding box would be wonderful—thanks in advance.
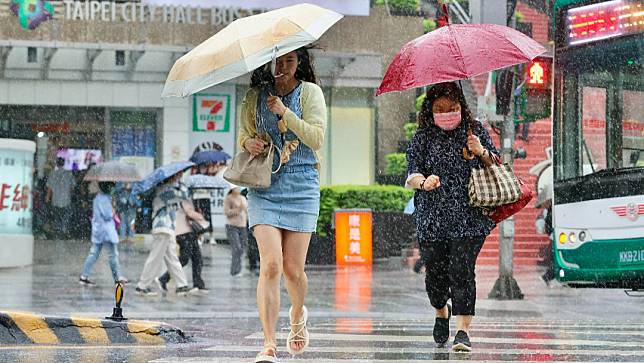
[462,147,475,160]
[463,128,475,160]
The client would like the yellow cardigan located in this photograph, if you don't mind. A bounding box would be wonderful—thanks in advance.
[237,81,327,169]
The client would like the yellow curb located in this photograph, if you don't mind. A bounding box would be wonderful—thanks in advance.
[1,311,187,345]
[5,311,59,344]
[127,320,166,345]
[70,316,111,345]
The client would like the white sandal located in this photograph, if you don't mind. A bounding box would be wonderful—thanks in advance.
[255,343,277,363]
[286,305,309,355]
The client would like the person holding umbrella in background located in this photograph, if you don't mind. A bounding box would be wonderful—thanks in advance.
[80,161,141,285]
[133,161,195,297]
[189,142,232,245]
[157,172,221,295]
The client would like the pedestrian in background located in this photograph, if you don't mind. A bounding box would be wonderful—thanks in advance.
[135,174,191,297]
[238,46,326,360]
[79,182,128,285]
[115,182,137,242]
[241,188,260,276]
[406,82,499,352]
[157,190,209,294]
[224,186,248,277]
[46,157,76,239]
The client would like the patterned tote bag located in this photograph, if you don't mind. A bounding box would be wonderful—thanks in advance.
[468,156,522,208]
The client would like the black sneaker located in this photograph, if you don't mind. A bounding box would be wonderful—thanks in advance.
[433,303,451,346]
[175,286,191,296]
[79,276,95,286]
[155,277,168,292]
[452,330,472,352]
[135,287,158,296]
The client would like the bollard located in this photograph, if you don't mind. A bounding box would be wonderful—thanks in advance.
[106,282,128,321]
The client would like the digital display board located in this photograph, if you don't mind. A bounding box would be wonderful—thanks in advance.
[566,0,644,45]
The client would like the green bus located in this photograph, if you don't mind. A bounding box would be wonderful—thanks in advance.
[552,0,644,287]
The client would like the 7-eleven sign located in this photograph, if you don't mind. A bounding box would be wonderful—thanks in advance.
[193,94,231,132]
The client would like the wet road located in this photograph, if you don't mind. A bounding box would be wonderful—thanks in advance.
[1,238,643,362]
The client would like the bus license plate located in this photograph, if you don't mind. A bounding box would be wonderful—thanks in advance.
[619,249,644,263]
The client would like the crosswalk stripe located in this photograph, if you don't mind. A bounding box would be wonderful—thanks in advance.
[314,321,644,329]
[304,325,644,337]
[203,345,644,356]
[244,332,644,348]
[152,358,620,363]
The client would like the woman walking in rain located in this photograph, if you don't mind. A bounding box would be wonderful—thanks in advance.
[135,172,192,297]
[79,181,128,285]
[238,46,326,362]
[406,82,499,352]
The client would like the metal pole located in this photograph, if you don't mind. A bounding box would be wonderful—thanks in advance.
[488,70,524,300]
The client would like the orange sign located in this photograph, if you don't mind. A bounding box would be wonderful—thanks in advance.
[335,209,372,266]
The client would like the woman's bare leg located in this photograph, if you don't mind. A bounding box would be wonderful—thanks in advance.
[282,231,311,352]
[254,225,284,353]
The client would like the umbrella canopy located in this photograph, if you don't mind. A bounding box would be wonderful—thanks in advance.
[131,161,195,195]
[162,3,343,97]
[184,174,231,190]
[376,24,547,96]
[189,150,232,166]
[83,161,141,182]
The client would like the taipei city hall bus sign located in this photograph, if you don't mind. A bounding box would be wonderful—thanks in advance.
[61,1,267,26]
[10,0,270,30]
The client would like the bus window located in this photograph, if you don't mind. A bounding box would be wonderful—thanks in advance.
[581,86,607,175]
[622,89,644,167]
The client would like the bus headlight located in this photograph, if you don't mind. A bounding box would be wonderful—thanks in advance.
[569,233,577,243]
[559,232,567,244]
[578,231,586,242]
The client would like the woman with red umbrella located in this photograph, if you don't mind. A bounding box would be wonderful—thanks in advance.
[406,82,498,352]
[378,2,545,352]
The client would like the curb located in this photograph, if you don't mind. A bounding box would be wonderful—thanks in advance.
[0,311,189,345]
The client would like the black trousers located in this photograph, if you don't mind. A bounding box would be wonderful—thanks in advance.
[419,236,485,316]
[159,232,205,289]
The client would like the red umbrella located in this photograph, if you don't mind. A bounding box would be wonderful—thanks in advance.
[375,23,547,96]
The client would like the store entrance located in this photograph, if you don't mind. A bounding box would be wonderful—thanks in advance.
[0,106,105,240]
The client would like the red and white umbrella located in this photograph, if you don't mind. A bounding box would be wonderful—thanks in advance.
[376,21,546,96]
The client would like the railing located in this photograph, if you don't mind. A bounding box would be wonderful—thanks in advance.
[448,0,471,24]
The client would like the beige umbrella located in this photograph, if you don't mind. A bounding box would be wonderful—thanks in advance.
[162,3,343,98]
[84,161,142,182]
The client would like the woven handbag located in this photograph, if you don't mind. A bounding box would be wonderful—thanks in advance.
[468,156,522,208]
[223,142,281,189]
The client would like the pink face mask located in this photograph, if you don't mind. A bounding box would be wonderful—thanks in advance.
[433,111,462,131]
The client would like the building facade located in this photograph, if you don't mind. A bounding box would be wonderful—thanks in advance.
[0,1,422,185]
